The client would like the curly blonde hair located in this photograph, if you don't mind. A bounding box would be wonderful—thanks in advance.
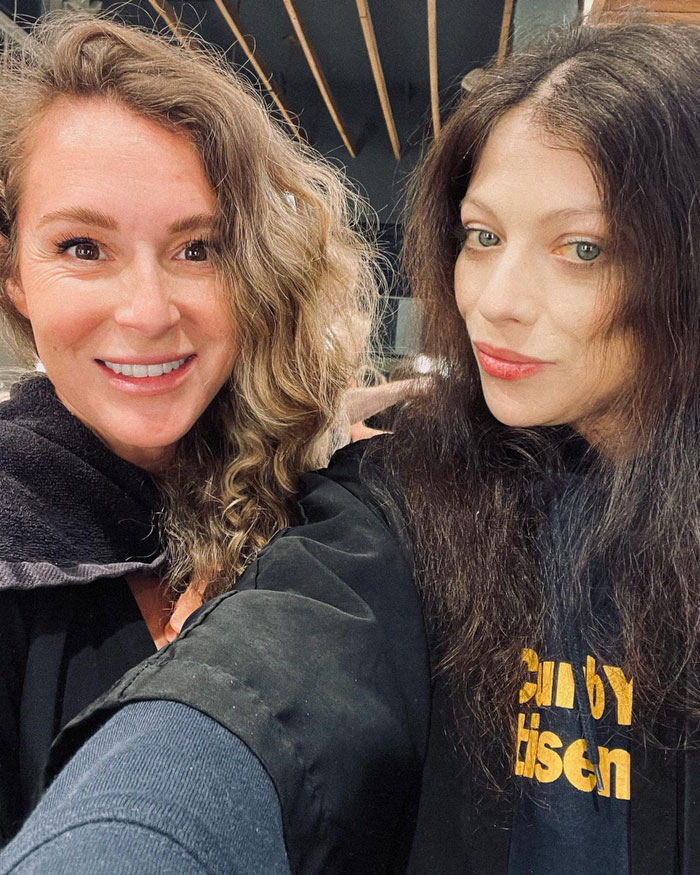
[0,12,378,598]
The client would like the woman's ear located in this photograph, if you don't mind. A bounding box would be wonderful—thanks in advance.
[5,277,28,319]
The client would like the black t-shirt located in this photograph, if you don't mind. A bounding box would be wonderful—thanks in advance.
[508,489,630,875]
[507,644,631,874]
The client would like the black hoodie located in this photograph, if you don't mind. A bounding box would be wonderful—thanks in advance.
[0,376,161,841]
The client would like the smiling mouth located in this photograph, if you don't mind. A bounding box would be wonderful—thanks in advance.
[97,355,193,377]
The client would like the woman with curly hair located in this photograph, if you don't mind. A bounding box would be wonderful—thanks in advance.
[0,9,375,847]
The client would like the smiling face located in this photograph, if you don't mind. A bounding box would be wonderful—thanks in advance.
[7,97,236,471]
[454,107,634,446]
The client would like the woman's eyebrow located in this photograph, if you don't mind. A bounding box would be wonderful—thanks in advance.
[35,208,215,235]
[547,206,604,220]
[459,198,604,228]
[460,196,602,218]
[37,206,117,230]
[459,195,494,215]
[167,213,215,234]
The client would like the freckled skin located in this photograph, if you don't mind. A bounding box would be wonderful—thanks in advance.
[8,98,236,471]
[454,108,634,445]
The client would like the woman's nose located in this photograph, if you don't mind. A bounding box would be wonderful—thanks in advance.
[476,249,538,326]
[113,261,180,337]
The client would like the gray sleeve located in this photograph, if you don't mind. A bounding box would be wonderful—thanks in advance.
[0,700,291,875]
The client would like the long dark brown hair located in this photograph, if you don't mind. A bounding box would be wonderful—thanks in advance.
[375,14,700,778]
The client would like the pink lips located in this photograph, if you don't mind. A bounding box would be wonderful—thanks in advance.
[96,355,195,395]
[473,342,549,381]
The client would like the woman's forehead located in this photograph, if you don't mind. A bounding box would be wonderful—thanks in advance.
[460,109,602,220]
[18,98,214,221]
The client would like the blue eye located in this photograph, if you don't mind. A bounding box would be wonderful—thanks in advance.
[575,242,601,262]
[478,230,499,247]
[554,240,603,264]
[463,228,501,249]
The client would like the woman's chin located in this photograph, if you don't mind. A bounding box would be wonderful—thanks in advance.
[485,403,549,430]
[88,419,183,471]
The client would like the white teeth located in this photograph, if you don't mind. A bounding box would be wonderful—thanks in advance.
[103,357,187,377]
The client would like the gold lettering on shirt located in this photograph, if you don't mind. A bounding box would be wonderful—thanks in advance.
[554,661,575,709]
[534,731,564,783]
[598,745,631,800]
[537,660,555,707]
[603,665,634,726]
[584,655,605,719]
[514,648,633,801]
[563,738,597,793]
[520,648,538,703]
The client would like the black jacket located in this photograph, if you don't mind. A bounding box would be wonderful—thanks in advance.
[0,377,161,841]
[50,444,700,874]
[51,443,432,875]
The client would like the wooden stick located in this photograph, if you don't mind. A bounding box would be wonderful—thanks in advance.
[146,0,190,46]
[281,0,355,156]
[498,0,515,61]
[212,0,302,141]
[355,0,401,160]
[427,0,440,137]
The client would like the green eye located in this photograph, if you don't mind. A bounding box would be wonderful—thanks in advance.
[478,230,499,247]
[575,242,601,262]
[463,228,500,249]
[554,240,603,264]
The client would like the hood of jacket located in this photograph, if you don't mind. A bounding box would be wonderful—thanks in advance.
[0,375,164,589]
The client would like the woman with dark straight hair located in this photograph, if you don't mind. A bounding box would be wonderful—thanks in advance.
[384,12,700,874]
[2,11,700,875]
